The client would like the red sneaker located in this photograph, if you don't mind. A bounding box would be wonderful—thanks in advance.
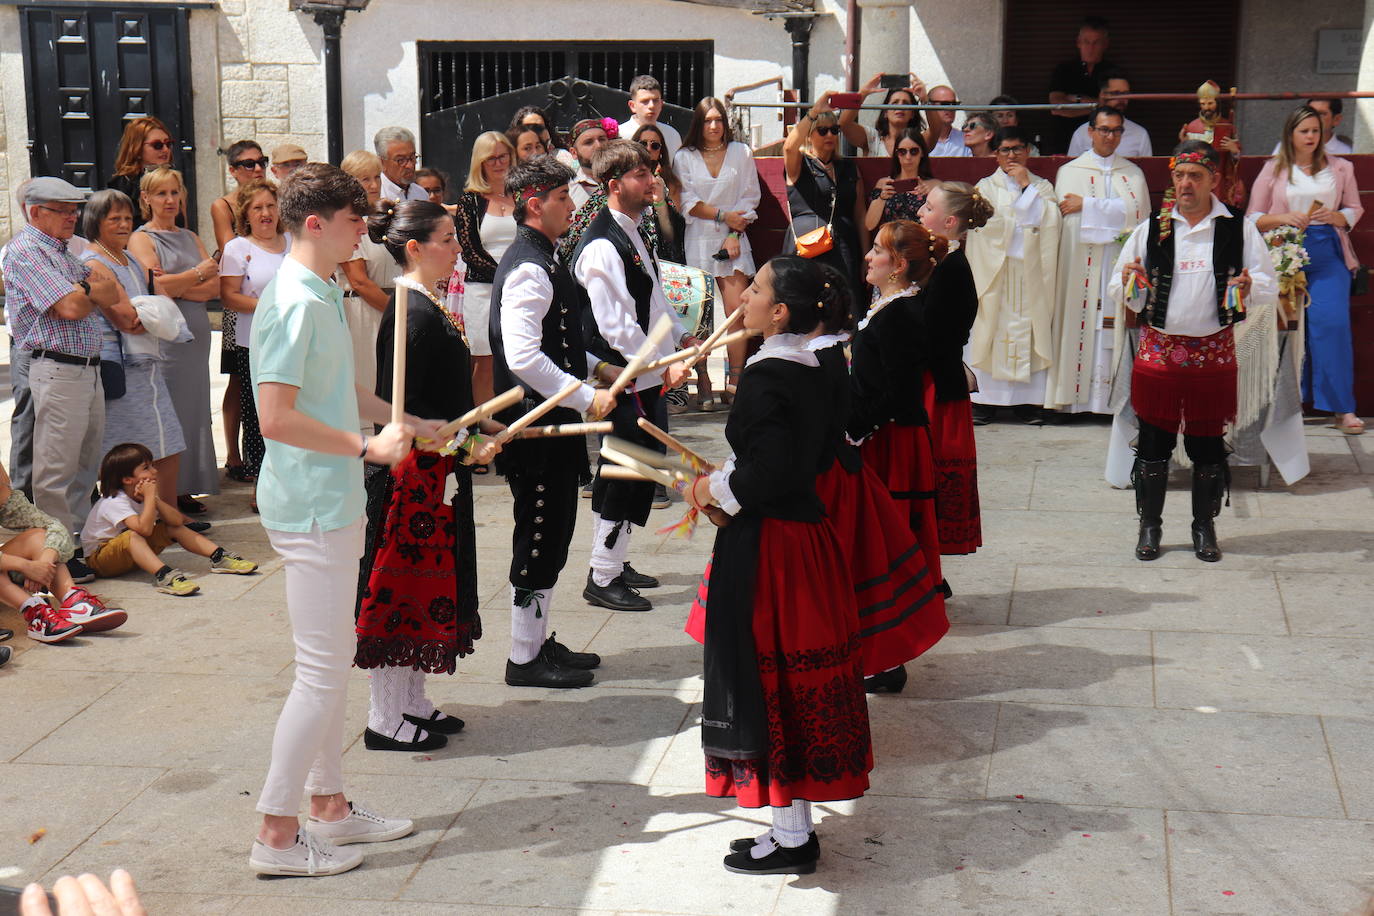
[59,588,128,633]
[24,601,84,644]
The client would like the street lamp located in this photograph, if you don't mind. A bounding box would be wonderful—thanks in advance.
[289,0,372,164]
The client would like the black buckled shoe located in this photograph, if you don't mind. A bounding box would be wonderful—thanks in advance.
[864,665,908,694]
[730,831,816,854]
[403,710,465,734]
[1132,457,1170,561]
[363,726,447,752]
[723,833,820,875]
[505,649,595,688]
[620,563,659,589]
[543,632,601,669]
[583,572,652,612]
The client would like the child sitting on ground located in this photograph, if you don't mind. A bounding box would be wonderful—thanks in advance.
[82,443,259,596]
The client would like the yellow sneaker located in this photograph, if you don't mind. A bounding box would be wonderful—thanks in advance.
[155,569,200,596]
[210,553,258,575]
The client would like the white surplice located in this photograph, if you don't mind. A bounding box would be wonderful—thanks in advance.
[1049,151,1150,413]
[964,170,1061,406]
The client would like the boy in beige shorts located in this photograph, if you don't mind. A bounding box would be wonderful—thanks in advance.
[82,443,259,595]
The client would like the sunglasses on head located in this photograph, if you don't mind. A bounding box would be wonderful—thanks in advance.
[146,139,175,151]
[231,157,269,170]
[813,125,839,137]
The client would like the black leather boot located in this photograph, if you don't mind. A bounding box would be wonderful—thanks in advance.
[1191,463,1228,562]
[1132,458,1170,561]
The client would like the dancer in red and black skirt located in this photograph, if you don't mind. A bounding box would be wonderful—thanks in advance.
[685,256,871,876]
[805,264,947,688]
[355,200,502,752]
[918,183,996,556]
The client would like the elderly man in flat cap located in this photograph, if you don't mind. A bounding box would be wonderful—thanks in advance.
[2,177,122,580]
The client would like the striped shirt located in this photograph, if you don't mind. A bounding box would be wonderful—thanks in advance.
[1,224,101,357]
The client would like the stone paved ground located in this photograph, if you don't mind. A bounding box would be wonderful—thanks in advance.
[2,337,1373,915]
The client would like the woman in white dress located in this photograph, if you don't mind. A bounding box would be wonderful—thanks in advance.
[338,150,398,433]
[454,131,518,411]
[675,97,760,400]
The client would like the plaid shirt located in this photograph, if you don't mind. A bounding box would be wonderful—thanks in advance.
[1,224,100,357]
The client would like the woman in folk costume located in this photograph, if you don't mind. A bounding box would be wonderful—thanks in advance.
[683,256,871,876]
[1109,141,1275,563]
[805,258,947,696]
[964,126,1062,424]
[917,183,994,557]
[354,200,502,752]
[848,221,949,600]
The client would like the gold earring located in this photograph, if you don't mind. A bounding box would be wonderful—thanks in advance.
[888,271,900,284]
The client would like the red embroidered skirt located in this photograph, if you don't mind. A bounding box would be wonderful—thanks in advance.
[355,451,480,674]
[922,372,982,554]
[703,517,872,808]
[814,461,947,674]
[861,423,943,587]
[1131,326,1237,438]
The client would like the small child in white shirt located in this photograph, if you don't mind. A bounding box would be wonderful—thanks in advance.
[82,443,259,595]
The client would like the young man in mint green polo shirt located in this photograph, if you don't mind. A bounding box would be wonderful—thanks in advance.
[247,162,443,877]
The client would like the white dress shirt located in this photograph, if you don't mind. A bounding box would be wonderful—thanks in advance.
[620,118,682,159]
[498,261,596,414]
[1067,118,1153,158]
[569,169,601,211]
[1111,195,1277,338]
[931,130,972,158]
[379,173,428,203]
[574,208,685,388]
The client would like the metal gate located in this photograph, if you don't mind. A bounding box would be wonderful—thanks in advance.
[18,4,198,222]
[419,40,711,179]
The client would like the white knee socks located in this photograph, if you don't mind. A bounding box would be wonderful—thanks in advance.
[510,586,550,665]
[589,514,631,587]
[405,667,435,720]
[368,667,426,740]
[768,800,812,850]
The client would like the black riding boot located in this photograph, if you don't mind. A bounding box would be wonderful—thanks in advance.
[1190,463,1228,562]
[1131,458,1170,561]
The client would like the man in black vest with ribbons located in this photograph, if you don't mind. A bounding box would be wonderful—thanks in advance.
[1110,140,1275,563]
[490,155,616,688]
[574,139,695,611]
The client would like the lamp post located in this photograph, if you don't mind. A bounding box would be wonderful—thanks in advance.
[290,0,371,165]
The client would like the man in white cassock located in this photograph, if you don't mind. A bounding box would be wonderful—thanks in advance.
[1048,106,1151,416]
[965,126,1061,424]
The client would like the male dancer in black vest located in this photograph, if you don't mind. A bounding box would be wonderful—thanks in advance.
[490,155,616,687]
[574,140,694,611]
[1111,140,1274,563]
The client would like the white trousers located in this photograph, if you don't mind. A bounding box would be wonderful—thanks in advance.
[257,519,365,817]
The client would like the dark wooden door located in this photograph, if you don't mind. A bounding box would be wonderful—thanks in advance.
[19,4,198,224]
[1000,1,1239,155]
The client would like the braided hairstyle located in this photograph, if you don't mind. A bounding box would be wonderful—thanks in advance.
[767,256,852,335]
[933,180,995,234]
[874,219,950,286]
[366,198,450,268]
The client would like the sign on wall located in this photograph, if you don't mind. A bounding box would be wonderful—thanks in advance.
[1316,28,1360,75]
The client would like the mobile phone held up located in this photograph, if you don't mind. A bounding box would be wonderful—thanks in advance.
[879,73,908,90]
[828,92,863,111]
[890,178,919,193]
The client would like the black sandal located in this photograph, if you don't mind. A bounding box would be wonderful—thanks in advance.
[225,464,255,483]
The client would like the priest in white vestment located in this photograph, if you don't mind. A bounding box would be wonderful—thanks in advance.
[1049,106,1151,415]
[965,127,1061,419]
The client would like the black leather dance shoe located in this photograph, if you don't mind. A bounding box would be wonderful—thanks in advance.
[583,573,652,612]
[723,833,820,875]
[543,633,601,669]
[729,831,816,854]
[864,665,908,694]
[505,649,595,688]
[403,710,465,734]
[620,563,660,589]
[363,726,447,752]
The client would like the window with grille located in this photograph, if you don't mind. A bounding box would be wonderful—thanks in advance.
[419,41,713,114]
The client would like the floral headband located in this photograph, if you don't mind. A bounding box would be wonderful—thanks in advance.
[1168,150,1218,173]
[569,117,620,144]
[513,180,564,208]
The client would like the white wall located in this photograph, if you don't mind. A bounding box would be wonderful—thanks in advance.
[1236,0,1362,155]
[0,6,27,244]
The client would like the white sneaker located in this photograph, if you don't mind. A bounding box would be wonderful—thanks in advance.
[249,831,363,876]
[307,801,414,845]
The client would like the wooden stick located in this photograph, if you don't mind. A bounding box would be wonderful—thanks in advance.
[511,421,612,439]
[598,465,654,481]
[390,286,406,425]
[600,443,686,488]
[495,380,582,444]
[607,314,676,400]
[640,329,749,375]
[682,307,743,373]
[431,386,524,443]
[636,417,715,470]
[602,435,698,478]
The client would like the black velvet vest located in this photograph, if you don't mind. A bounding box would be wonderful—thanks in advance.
[573,207,657,367]
[1142,203,1245,330]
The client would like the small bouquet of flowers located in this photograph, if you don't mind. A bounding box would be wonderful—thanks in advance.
[1262,225,1310,321]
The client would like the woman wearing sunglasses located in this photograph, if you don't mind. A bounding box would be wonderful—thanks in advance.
[864,128,935,233]
[783,91,867,318]
[108,117,180,230]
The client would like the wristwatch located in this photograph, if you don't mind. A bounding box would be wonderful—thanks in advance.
[77,279,91,296]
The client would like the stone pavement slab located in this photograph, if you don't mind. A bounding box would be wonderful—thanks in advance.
[2,340,1373,914]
